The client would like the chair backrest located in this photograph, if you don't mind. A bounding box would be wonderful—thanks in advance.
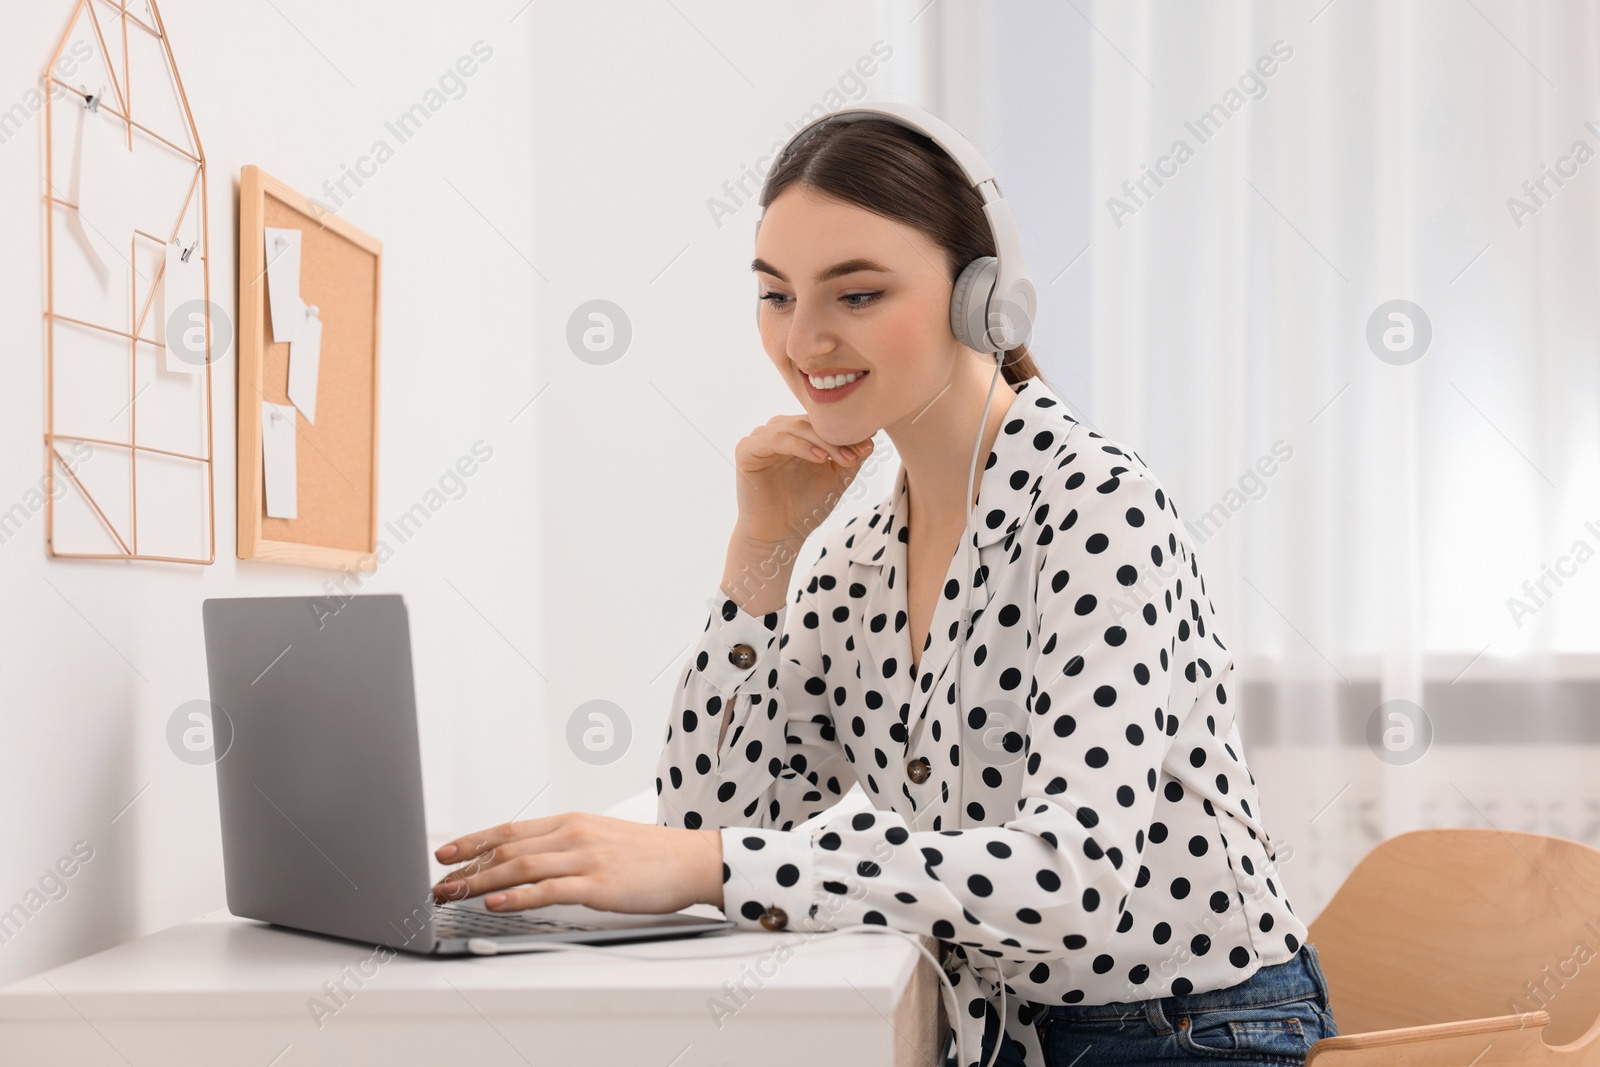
[1308,827,1600,1045]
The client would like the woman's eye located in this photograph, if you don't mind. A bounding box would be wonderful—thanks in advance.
[758,291,881,310]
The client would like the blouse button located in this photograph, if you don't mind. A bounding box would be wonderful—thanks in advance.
[728,643,756,669]
[758,905,788,931]
[907,756,931,784]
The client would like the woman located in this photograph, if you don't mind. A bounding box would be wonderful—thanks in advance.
[432,114,1337,1067]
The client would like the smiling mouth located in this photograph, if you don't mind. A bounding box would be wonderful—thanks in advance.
[802,369,869,390]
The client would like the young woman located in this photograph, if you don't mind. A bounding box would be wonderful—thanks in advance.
[431,112,1337,1067]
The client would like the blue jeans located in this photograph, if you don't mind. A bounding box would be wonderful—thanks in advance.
[981,943,1338,1066]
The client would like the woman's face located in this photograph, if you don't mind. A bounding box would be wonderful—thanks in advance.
[752,183,968,447]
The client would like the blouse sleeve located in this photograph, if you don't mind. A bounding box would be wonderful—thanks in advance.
[654,571,855,843]
[714,469,1194,953]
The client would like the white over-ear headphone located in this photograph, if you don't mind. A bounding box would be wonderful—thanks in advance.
[773,100,1038,354]
[768,101,1037,1067]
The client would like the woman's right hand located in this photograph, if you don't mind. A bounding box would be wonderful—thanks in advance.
[731,414,876,547]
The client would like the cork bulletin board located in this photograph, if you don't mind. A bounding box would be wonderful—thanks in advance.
[236,165,381,571]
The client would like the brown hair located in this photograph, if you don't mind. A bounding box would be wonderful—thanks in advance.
[758,117,1047,389]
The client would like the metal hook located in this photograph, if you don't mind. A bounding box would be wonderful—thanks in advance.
[82,84,103,112]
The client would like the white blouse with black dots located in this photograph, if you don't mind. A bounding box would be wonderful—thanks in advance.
[655,376,1309,1067]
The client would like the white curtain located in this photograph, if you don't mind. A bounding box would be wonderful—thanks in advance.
[944,0,1600,915]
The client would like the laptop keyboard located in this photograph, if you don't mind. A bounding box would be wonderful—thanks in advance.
[431,901,600,939]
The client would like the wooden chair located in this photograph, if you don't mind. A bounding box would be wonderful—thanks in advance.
[1305,827,1600,1065]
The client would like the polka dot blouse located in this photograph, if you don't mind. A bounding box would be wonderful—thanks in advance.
[655,376,1308,1067]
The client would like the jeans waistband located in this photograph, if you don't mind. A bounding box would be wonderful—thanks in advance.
[1039,943,1328,1024]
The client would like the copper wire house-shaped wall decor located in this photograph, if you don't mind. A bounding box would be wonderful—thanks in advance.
[41,0,216,563]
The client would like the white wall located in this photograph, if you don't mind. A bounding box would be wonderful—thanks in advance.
[0,0,932,984]
[0,0,543,982]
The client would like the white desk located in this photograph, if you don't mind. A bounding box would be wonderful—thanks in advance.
[0,907,945,1066]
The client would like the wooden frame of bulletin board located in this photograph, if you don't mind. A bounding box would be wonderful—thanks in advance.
[237,165,381,571]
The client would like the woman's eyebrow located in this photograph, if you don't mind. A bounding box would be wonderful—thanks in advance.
[750,257,895,282]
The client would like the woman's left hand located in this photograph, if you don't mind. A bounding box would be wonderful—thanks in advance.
[430,812,725,915]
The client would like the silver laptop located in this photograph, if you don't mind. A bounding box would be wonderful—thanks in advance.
[200,593,733,956]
